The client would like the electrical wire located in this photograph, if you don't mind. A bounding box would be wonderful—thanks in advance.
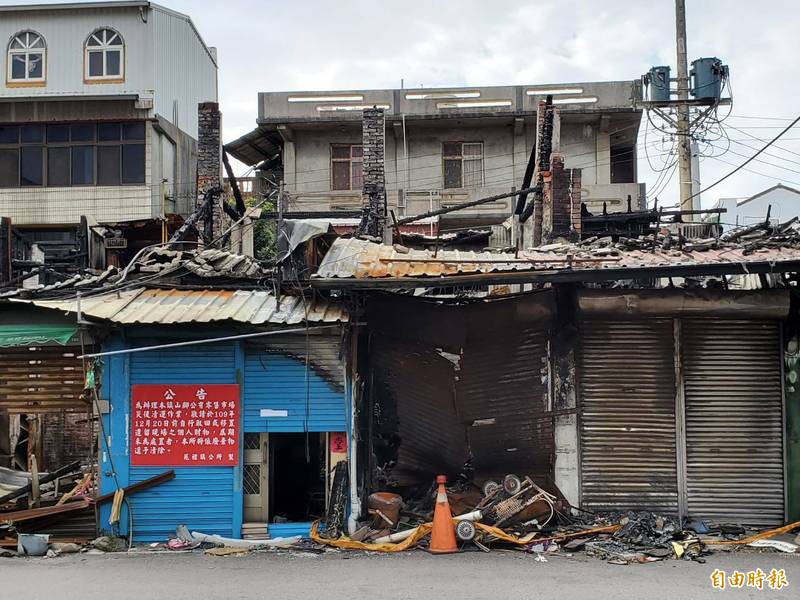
[705,154,800,188]
[685,114,800,202]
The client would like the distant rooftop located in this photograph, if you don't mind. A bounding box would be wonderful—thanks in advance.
[0,1,150,13]
[0,1,216,66]
[256,80,642,124]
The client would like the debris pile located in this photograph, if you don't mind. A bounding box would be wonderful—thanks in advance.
[312,472,800,563]
[0,467,176,558]
[1,461,95,556]
[540,217,800,259]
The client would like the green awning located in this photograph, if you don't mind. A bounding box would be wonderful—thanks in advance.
[0,324,78,348]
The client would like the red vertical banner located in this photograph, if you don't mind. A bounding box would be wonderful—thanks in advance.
[329,432,348,454]
[130,384,240,467]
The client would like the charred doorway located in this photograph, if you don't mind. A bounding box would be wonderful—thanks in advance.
[365,292,556,492]
[269,432,326,523]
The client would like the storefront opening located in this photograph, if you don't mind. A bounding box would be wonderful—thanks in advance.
[269,432,326,523]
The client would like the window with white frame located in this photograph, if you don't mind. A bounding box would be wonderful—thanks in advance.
[85,28,124,80]
[7,31,46,83]
[331,144,363,190]
[443,142,484,189]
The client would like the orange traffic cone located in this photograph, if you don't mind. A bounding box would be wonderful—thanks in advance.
[429,475,458,554]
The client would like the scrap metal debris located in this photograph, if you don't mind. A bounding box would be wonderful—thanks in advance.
[310,473,800,565]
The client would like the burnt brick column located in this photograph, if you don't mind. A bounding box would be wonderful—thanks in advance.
[196,102,223,242]
[357,107,387,240]
[542,154,581,242]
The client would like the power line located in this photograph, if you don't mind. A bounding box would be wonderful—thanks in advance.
[682,115,800,203]
[724,123,800,160]
[704,154,800,188]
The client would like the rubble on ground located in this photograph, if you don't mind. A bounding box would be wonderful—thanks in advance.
[313,472,800,564]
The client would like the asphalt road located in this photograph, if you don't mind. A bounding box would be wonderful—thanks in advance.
[1,548,798,599]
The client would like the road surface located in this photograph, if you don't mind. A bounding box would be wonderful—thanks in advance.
[1,547,797,599]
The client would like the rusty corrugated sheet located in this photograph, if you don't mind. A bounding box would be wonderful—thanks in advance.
[368,293,555,487]
[17,288,348,325]
[579,319,679,514]
[0,346,88,413]
[315,237,800,279]
[682,319,784,526]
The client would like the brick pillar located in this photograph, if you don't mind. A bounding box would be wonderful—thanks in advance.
[196,102,223,242]
[542,154,581,242]
[357,107,387,240]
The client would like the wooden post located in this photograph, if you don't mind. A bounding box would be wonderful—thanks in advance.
[29,455,40,509]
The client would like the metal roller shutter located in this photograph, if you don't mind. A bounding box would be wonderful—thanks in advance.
[128,343,237,542]
[682,319,784,526]
[579,319,679,514]
[244,334,346,433]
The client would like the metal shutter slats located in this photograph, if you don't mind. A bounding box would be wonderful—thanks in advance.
[682,319,784,526]
[579,319,679,514]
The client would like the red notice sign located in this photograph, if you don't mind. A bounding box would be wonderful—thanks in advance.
[131,384,240,467]
[330,432,348,454]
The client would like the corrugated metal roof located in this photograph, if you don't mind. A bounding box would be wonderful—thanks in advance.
[15,288,347,325]
[224,126,282,166]
[140,248,268,279]
[315,237,800,279]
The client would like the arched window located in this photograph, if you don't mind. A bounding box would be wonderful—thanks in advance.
[7,31,46,83]
[85,28,124,81]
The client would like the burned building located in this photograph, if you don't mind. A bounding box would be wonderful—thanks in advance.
[312,232,800,526]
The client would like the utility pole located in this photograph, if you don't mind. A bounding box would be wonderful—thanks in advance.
[675,0,693,212]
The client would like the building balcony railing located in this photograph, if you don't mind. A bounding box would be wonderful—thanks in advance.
[286,182,646,224]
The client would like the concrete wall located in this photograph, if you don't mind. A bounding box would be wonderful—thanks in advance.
[153,115,197,216]
[282,116,643,221]
[258,81,640,122]
[561,122,599,185]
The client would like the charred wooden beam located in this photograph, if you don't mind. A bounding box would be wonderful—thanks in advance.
[722,205,772,242]
[166,187,220,247]
[222,200,240,222]
[0,460,81,505]
[95,469,175,503]
[394,186,541,227]
[222,149,246,217]
[256,210,363,220]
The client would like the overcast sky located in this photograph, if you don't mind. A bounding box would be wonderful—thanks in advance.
[7,0,800,210]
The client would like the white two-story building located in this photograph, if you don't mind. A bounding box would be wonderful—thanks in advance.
[227,82,645,231]
[0,1,217,279]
